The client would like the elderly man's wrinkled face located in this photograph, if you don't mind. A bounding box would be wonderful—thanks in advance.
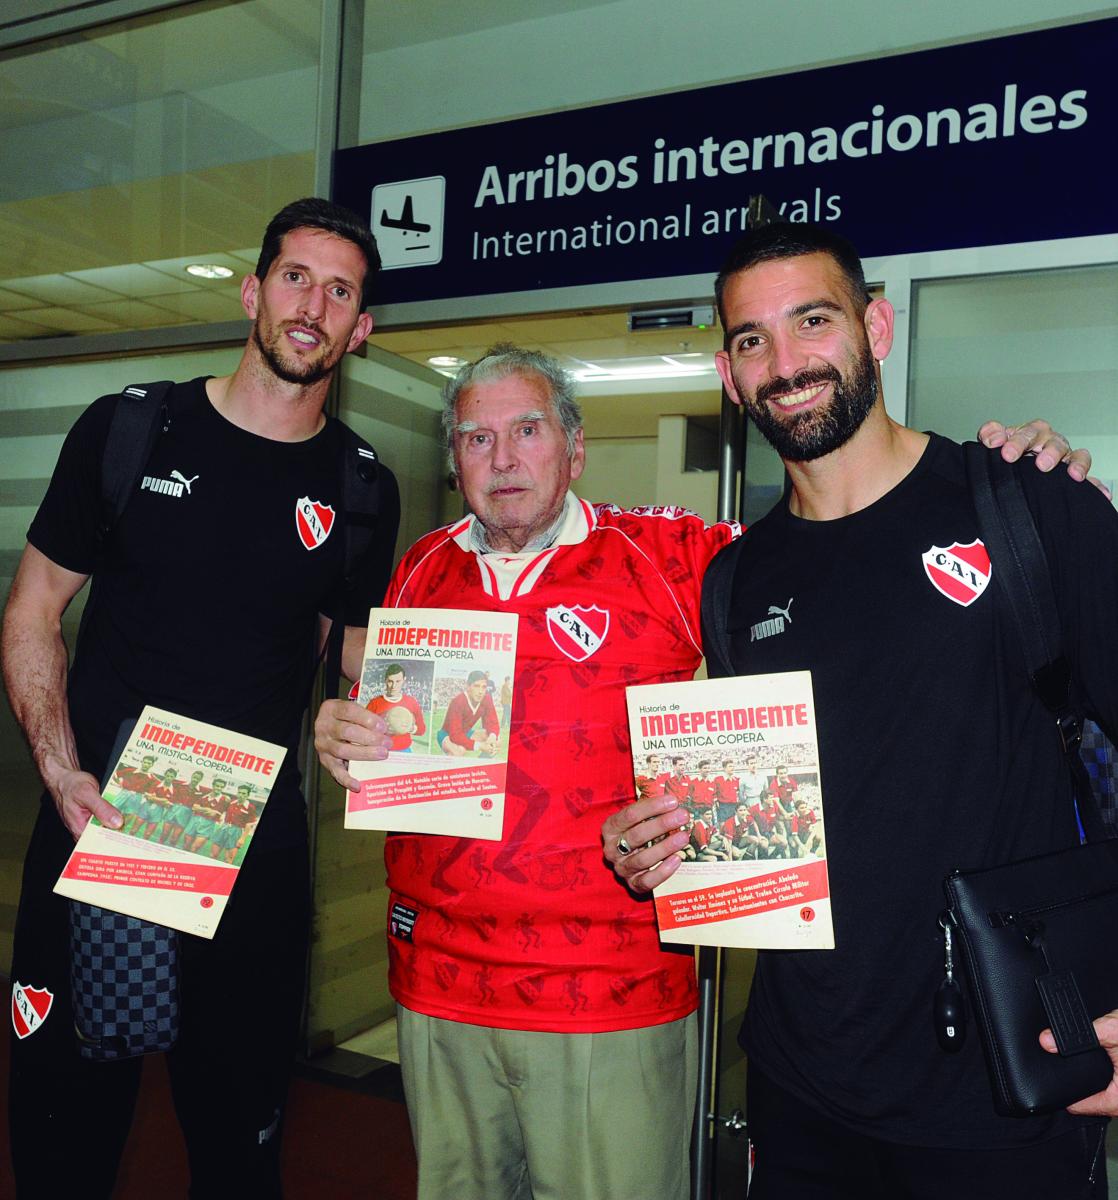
[453,373,584,553]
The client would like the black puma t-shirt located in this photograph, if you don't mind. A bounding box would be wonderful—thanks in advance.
[29,377,397,847]
[722,435,1118,1148]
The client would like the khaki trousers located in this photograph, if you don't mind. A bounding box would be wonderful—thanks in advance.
[397,1004,698,1200]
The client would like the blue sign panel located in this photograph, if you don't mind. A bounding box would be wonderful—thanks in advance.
[334,18,1116,305]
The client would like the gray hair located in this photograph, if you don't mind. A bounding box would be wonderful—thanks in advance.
[441,343,583,472]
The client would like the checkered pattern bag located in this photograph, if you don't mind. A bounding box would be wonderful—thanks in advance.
[1081,718,1118,833]
[69,901,180,1060]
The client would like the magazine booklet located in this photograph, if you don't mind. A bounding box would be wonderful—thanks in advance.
[54,706,284,938]
[346,608,518,839]
[626,670,833,950]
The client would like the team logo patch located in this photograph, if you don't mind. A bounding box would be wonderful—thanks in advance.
[921,539,992,607]
[12,981,53,1040]
[295,497,335,550]
[546,604,610,662]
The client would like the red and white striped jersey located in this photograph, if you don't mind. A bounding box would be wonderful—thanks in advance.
[383,495,738,1032]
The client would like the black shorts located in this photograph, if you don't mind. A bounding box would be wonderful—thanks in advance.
[9,799,310,1199]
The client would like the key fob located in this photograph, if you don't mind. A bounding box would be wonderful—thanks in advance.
[934,977,966,1052]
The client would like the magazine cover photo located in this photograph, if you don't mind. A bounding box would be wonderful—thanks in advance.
[53,706,284,938]
[345,607,518,838]
[626,670,833,950]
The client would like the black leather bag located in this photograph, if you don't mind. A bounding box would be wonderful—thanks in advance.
[944,841,1118,1115]
[942,445,1118,1116]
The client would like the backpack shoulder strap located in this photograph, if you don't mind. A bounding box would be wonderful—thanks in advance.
[963,441,1060,675]
[102,381,175,531]
[701,536,745,679]
[323,422,400,696]
[79,380,174,651]
[339,422,382,584]
[963,441,1107,840]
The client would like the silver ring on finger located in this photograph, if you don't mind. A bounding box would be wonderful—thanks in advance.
[616,835,633,856]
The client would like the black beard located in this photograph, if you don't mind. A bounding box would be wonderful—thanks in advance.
[744,345,878,463]
[253,323,334,386]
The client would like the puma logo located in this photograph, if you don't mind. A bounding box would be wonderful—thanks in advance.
[752,598,794,643]
[767,598,793,624]
[170,471,199,495]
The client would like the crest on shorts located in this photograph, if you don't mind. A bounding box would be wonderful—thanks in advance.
[11,981,53,1040]
[921,539,992,607]
[546,604,610,662]
[295,497,335,551]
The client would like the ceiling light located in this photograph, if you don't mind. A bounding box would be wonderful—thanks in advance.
[185,263,234,279]
[572,357,716,383]
[428,355,466,368]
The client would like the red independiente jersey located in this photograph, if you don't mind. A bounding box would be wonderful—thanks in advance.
[114,765,156,794]
[383,496,738,1033]
[368,693,426,751]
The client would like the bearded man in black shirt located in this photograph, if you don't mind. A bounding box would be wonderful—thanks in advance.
[2,197,396,1198]
[604,223,1118,1199]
